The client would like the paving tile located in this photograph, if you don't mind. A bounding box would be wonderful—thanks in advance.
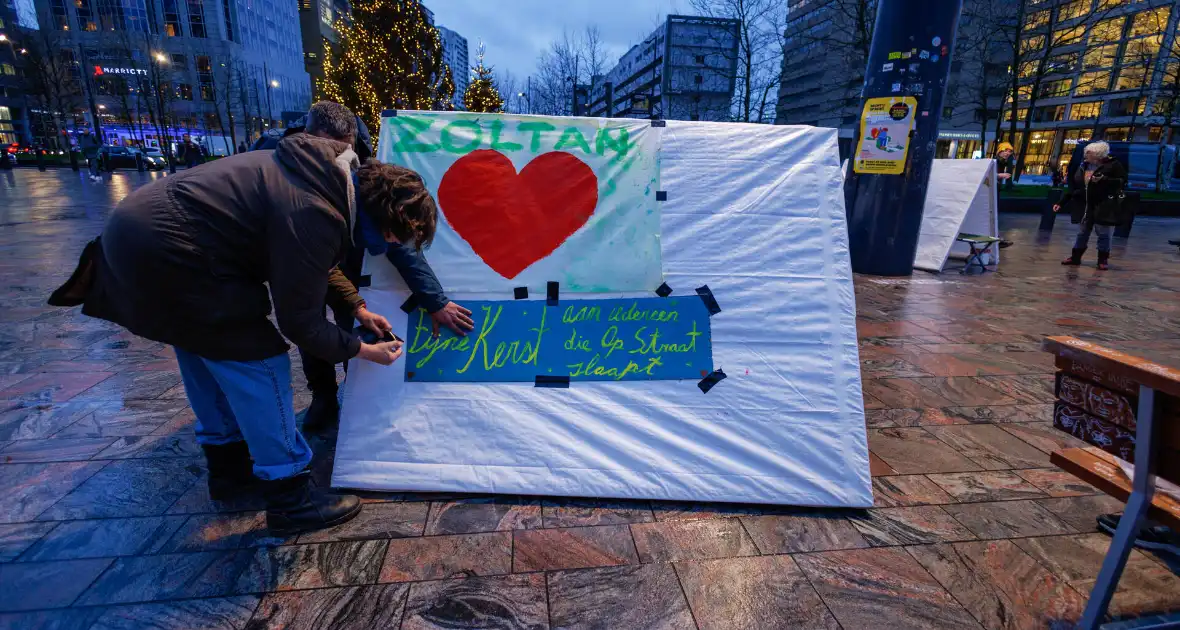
[1015,468,1100,497]
[910,377,1019,406]
[848,506,976,546]
[541,498,654,528]
[0,372,114,403]
[0,437,116,463]
[234,541,388,593]
[794,547,982,630]
[92,433,201,459]
[247,586,407,629]
[940,404,1054,424]
[76,550,254,605]
[0,522,56,562]
[52,400,188,438]
[547,563,695,630]
[0,401,98,440]
[630,518,758,563]
[863,378,954,408]
[37,457,202,520]
[0,461,106,523]
[868,428,983,474]
[0,607,106,630]
[1015,533,1180,619]
[926,471,1048,502]
[868,452,896,476]
[648,501,762,521]
[512,525,638,572]
[926,424,1050,470]
[1036,495,1128,533]
[424,498,541,535]
[380,531,512,583]
[676,554,839,630]
[67,370,182,402]
[159,512,286,552]
[0,558,113,611]
[943,500,1076,539]
[872,475,954,507]
[87,595,260,630]
[20,516,186,561]
[908,540,1086,629]
[978,375,1057,404]
[297,501,428,543]
[740,509,868,553]
[999,421,1090,454]
[401,573,547,630]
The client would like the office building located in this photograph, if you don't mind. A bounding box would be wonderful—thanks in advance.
[26,0,311,152]
[438,25,467,109]
[0,0,31,145]
[585,14,740,121]
[300,0,351,89]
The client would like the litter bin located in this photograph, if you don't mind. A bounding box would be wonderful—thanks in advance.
[1114,191,1140,239]
[1039,188,1062,232]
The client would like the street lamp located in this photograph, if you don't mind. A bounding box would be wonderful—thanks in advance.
[153,52,166,63]
[270,79,279,88]
[0,34,7,42]
[19,48,27,55]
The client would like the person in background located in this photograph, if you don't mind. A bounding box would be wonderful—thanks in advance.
[237,140,248,154]
[47,101,435,535]
[1054,141,1126,270]
[181,134,202,168]
[993,142,1016,249]
[252,112,473,430]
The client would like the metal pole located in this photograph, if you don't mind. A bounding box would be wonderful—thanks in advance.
[843,0,964,276]
[263,62,273,128]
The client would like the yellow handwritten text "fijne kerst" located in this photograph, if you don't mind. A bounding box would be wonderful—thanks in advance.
[407,306,548,372]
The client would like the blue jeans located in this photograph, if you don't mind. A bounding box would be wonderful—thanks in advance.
[174,348,312,480]
[1074,222,1112,253]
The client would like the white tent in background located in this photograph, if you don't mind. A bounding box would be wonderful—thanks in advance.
[914,159,1000,272]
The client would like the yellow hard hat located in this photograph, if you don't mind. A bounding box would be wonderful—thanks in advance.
[997,142,1014,153]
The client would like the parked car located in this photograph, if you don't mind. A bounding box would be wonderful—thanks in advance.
[96,145,167,171]
[132,148,168,170]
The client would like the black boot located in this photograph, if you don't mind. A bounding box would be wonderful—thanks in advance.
[302,392,340,434]
[1097,250,1110,270]
[262,470,361,535]
[1062,248,1085,265]
[202,442,258,501]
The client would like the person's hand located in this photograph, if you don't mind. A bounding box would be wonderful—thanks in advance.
[358,339,403,365]
[355,306,392,337]
[997,173,1011,180]
[1052,204,1061,213]
[430,302,474,337]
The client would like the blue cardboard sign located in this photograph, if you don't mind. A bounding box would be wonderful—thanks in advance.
[404,297,713,383]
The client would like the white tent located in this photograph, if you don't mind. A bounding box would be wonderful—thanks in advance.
[913,159,1000,272]
[333,119,871,508]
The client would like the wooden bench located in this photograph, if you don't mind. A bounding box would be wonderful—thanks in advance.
[1042,336,1180,629]
[955,233,1000,274]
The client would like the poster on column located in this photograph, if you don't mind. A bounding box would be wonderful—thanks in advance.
[853,96,917,175]
[378,111,662,294]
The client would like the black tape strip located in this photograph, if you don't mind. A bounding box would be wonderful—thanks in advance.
[399,294,420,314]
[535,375,570,388]
[546,281,559,306]
[357,274,372,288]
[514,286,528,300]
[381,109,398,117]
[656,191,667,201]
[695,285,721,315]
[650,119,666,127]
[697,369,727,394]
[655,282,673,297]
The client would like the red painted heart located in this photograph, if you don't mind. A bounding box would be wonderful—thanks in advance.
[437,149,598,279]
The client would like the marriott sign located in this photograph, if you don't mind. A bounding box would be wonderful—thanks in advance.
[93,65,148,77]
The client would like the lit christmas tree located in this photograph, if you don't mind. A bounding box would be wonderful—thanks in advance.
[463,43,504,113]
[319,0,453,132]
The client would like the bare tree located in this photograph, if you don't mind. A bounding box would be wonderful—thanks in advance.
[531,31,580,116]
[944,0,1019,152]
[208,60,239,153]
[19,27,83,149]
[781,0,876,126]
[690,0,786,123]
[1119,6,1169,138]
[498,69,520,113]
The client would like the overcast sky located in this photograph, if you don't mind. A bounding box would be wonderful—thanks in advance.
[423,0,688,83]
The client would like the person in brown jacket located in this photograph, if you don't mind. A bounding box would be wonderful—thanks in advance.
[49,102,438,535]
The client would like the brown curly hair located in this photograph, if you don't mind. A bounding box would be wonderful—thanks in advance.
[357,161,438,251]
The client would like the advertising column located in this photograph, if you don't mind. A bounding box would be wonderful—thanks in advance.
[844,0,964,276]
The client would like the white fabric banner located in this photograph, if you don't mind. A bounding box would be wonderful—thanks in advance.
[378,112,662,293]
[337,120,870,508]
[914,159,1000,272]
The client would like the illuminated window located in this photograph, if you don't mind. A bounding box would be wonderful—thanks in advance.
[1098,0,1130,8]
[1033,104,1066,121]
[1058,0,1089,21]
[1026,10,1050,30]
[1108,97,1145,116]
[1069,100,1103,120]
[1007,107,1028,121]
[1115,65,1149,90]
[1053,25,1086,46]
[0,64,13,76]
[1019,60,1039,78]
[1124,35,1162,61]
[1076,71,1112,95]
[1021,35,1045,53]
[1089,18,1125,43]
[1104,126,1132,141]
[1039,79,1073,97]
[1084,45,1118,69]
[1046,53,1078,74]
[1130,7,1170,38]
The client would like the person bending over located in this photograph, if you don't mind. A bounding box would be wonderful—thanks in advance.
[48,101,436,535]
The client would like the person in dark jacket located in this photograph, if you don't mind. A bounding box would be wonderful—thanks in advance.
[180,134,202,168]
[254,111,473,430]
[1054,141,1126,270]
[48,101,437,535]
